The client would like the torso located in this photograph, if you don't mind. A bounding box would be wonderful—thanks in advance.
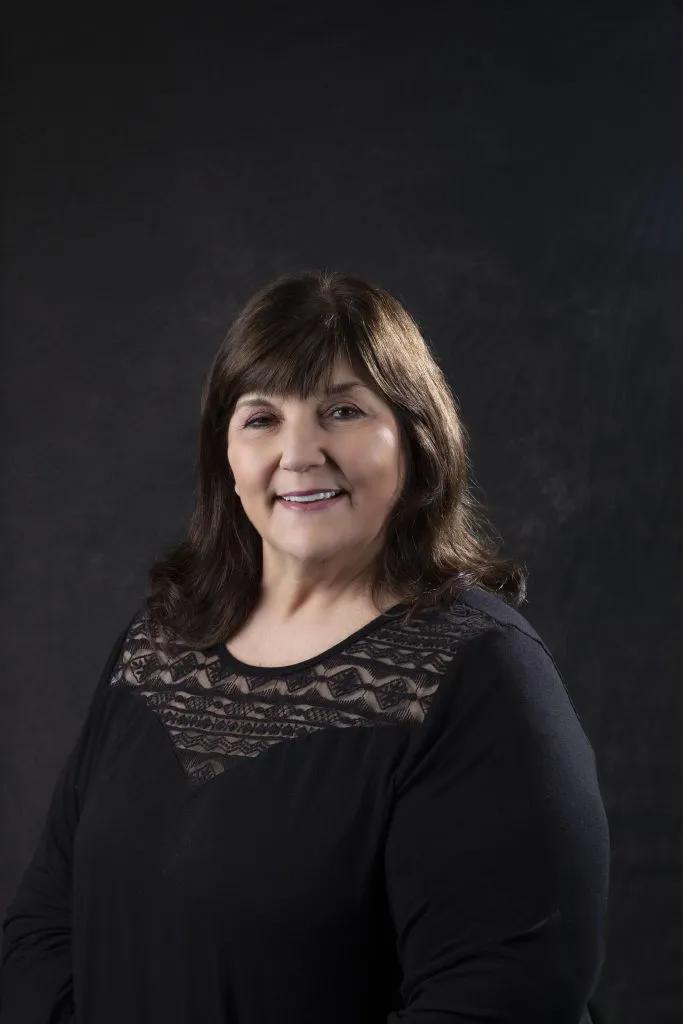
[225,597,405,668]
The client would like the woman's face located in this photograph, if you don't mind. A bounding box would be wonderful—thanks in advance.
[226,359,405,592]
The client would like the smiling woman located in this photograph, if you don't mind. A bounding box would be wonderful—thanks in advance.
[144,268,529,650]
[0,269,609,1024]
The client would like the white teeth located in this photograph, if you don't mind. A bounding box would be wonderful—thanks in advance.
[280,490,341,503]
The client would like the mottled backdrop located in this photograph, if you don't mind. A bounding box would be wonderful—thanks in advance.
[2,2,682,1021]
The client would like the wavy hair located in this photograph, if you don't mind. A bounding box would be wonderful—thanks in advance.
[144,269,528,649]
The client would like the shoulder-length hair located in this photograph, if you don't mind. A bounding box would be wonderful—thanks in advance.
[144,269,528,649]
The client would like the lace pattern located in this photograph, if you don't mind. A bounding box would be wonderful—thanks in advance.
[109,603,492,786]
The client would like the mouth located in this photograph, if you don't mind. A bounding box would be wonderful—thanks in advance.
[275,491,347,511]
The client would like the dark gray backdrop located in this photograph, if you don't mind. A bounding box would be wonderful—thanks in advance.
[2,2,682,1021]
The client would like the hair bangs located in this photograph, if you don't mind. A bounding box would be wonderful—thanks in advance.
[230,316,372,406]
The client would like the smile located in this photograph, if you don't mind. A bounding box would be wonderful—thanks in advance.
[275,492,347,511]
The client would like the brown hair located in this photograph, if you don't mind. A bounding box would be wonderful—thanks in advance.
[144,269,528,649]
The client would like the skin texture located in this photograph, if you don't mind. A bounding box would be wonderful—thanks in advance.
[226,358,406,626]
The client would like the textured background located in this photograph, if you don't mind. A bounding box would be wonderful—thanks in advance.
[2,2,682,1020]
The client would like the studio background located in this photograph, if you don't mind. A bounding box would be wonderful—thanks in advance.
[2,2,682,1021]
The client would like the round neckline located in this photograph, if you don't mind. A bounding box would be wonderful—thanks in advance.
[210,600,412,676]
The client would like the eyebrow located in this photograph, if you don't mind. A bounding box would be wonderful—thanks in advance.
[235,380,366,411]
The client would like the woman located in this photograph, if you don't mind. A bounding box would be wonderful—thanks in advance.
[0,270,610,1023]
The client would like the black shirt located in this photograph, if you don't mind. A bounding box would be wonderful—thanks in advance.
[0,585,610,1023]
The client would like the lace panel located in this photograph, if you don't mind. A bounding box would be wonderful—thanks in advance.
[109,604,491,786]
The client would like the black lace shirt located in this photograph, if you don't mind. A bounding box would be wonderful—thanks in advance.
[0,586,610,1023]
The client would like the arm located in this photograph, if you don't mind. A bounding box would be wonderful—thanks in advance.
[384,626,610,1023]
[0,618,134,1023]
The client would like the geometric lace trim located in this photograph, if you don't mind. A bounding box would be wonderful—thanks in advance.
[109,603,492,786]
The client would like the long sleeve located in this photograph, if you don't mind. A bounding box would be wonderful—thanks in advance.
[0,618,133,1024]
[383,625,610,1023]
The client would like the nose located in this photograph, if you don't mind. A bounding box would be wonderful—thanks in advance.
[275,418,333,469]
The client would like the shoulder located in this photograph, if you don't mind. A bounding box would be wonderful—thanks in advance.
[91,607,157,697]
[105,606,201,693]
[393,592,598,805]
[112,606,151,661]
[436,586,587,736]
[456,584,545,647]
[451,585,566,680]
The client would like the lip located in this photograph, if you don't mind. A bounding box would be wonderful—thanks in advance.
[278,489,345,497]
[276,492,347,511]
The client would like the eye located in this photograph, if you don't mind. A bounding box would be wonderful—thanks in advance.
[244,405,364,430]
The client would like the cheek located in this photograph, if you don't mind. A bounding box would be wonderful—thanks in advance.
[363,433,402,476]
[227,444,254,479]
